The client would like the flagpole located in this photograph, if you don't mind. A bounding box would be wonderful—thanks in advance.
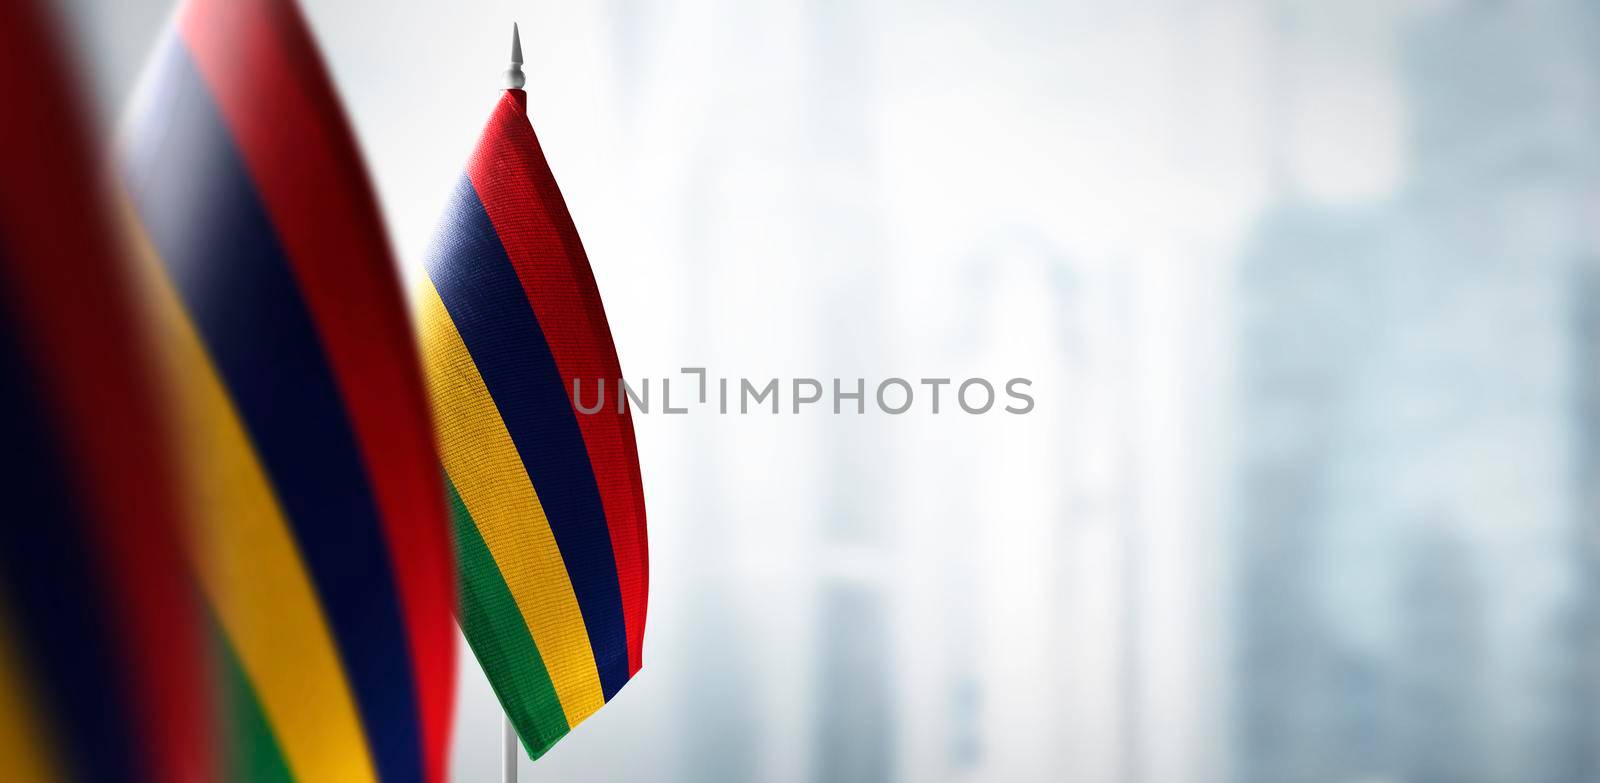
[502,713,519,783]
[505,23,526,91]
[499,24,526,783]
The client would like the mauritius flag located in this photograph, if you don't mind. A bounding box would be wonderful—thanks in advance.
[119,0,455,780]
[418,39,649,760]
[0,2,209,779]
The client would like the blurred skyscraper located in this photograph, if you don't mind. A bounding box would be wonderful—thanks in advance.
[1233,1,1600,782]
[1565,262,1600,782]
[805,2,896,782]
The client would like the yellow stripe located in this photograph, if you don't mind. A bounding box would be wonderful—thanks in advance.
[0,609,59,783]
[122,209,378,783]
[417,280,604,726]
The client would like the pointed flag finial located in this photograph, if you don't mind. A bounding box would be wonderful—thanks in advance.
[504,23,525,90]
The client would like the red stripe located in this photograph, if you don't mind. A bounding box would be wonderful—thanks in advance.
[0,1,211,779]
[466,91,648,675]
[175,1,454,778]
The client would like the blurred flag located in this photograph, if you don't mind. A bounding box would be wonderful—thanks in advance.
[118,0,454,780]
[418,31,649,760]
[0,2,211,781]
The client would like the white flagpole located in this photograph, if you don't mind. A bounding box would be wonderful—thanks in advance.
[502,712,519,783]
[505,23,526,91]
[499,24,526,783]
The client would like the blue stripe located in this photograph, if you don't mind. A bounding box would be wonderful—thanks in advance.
[119,38,422,782]
[425,177,629,699]
[0,293,144,782]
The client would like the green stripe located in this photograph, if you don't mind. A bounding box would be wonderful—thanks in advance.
[214,624,294,782]
[446,475,571,758]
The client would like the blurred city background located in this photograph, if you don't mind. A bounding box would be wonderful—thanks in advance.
[56,0,1600,780]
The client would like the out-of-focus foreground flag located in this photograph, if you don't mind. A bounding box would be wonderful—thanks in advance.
[0,2,210,780]
[118,0,455,780]
[418,27,649,760]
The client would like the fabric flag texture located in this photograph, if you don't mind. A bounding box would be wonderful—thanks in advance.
[118,0,455,780]
[0,2,211,780]
[419,87,649,759]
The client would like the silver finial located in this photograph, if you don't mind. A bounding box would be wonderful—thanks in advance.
[504,23,525,90]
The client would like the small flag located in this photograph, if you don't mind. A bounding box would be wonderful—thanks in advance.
[0,1,210,780]
[418,25,649,760]
[118,1,455,780]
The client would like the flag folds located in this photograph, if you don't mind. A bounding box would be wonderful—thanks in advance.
[0,2,210,780]
[420,88,649,759]
[119,0,455,780]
